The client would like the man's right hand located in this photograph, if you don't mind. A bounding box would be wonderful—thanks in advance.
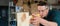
[30,13,41,26]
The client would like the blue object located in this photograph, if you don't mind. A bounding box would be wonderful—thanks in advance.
[10,21,16,26]
[52,10,60,26]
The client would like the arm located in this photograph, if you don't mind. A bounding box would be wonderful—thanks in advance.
[39,18,58,26]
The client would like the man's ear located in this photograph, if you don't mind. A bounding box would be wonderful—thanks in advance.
[49,6,52,10]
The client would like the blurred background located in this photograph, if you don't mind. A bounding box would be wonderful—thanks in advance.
[0,0,60,26]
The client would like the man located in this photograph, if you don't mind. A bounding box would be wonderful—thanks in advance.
[30,1,58,26]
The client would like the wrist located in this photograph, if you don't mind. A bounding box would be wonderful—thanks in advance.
[34,24,40,26]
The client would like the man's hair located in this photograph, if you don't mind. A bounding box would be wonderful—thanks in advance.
[37,1,50,9]
[37,1,47,6]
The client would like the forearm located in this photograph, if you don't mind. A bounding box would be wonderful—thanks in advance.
[47,21,58,26]
[39,18,58,26]
[33,24,40,26]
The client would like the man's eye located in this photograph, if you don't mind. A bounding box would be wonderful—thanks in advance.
[38,10,40,12]
[42,10,44,12]
[38,10,44,12]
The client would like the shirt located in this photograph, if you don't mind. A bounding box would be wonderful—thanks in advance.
[40,9,60,26]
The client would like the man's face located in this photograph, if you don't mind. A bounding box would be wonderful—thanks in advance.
[38,6,49,17]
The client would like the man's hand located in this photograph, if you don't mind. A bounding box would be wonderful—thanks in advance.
[30,14,41,26]
[30,14,58,26]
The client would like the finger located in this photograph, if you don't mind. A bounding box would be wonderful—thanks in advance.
[30,17,37,20]
[31,20,38,23]
[30,19,36,24]
[30,20,35,23]
[31,19,39,23]
[32,17,38,20]
[32,22,38,25]
[30,19,36,22]
[30,19,39,25]
[30,21,35,24]
[32,14,37,17]
[30,17,38,22]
